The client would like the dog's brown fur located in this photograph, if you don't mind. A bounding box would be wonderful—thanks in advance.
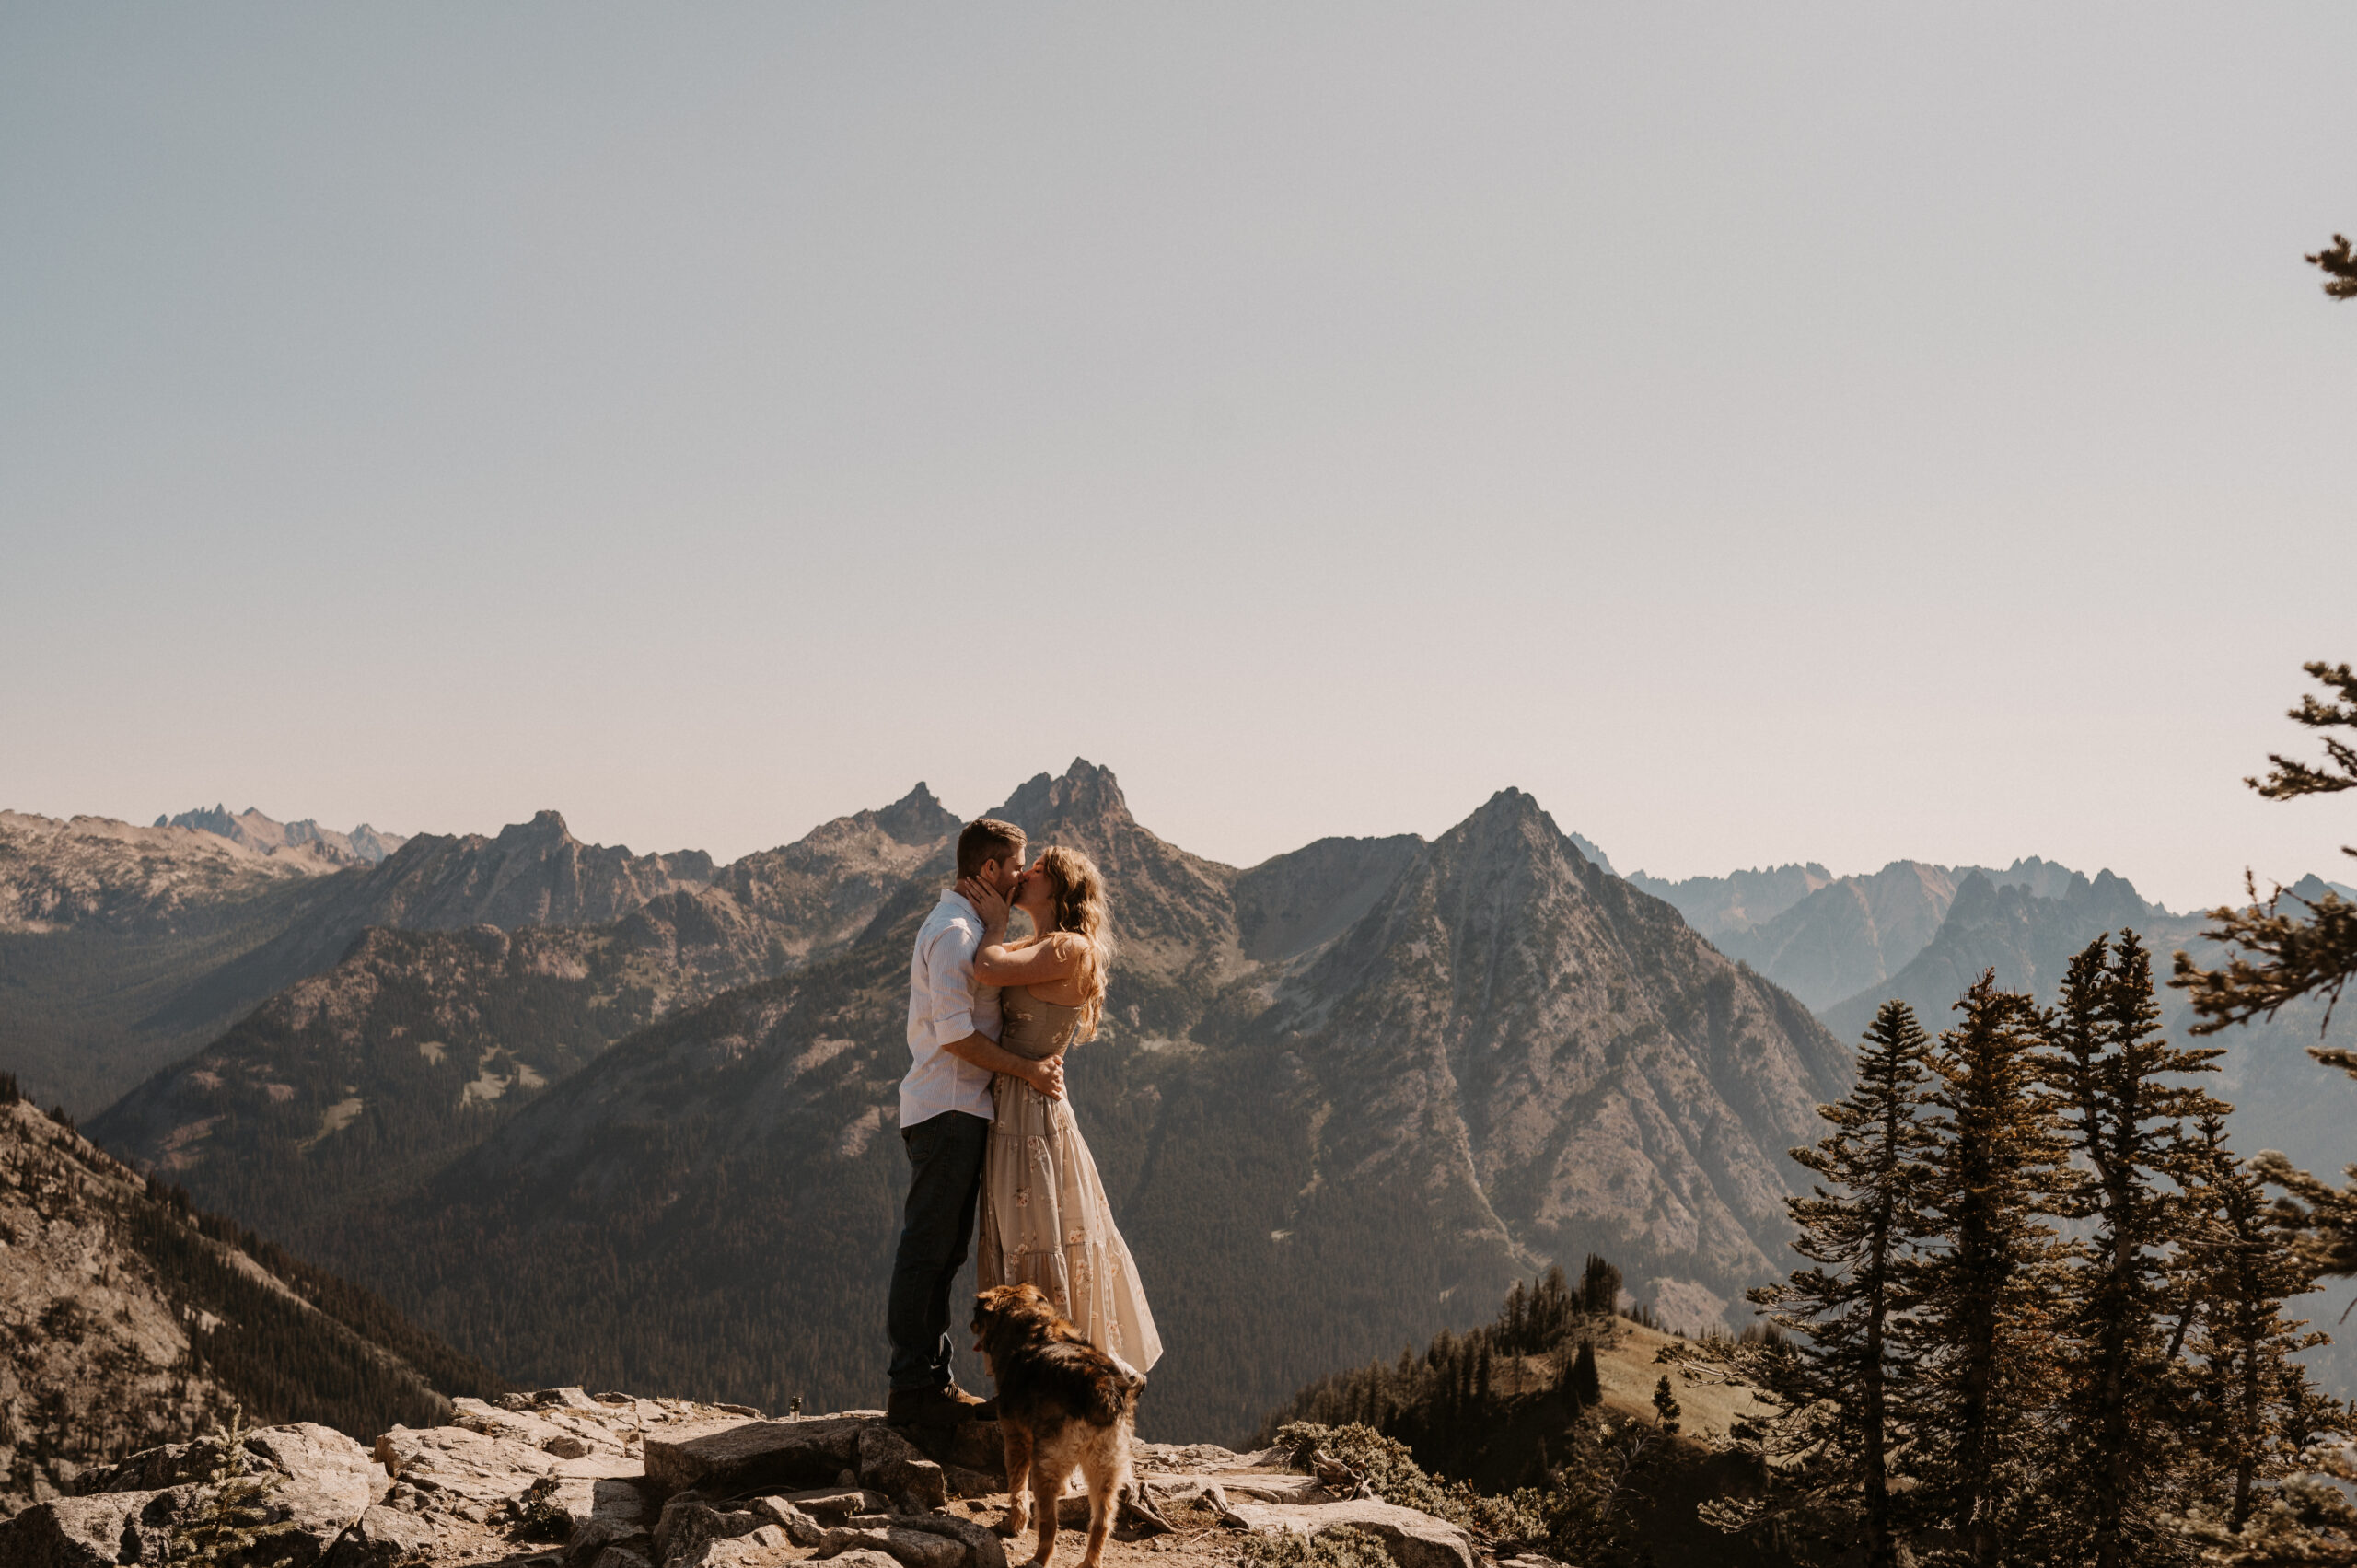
[971,1283,1143,1568]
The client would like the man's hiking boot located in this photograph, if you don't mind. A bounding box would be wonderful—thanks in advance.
[886,1383,996,1429]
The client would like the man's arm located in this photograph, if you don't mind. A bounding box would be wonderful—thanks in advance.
[941,1031,1064,1099]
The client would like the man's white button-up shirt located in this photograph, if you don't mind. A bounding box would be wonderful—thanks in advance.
[901,889,1003,1129]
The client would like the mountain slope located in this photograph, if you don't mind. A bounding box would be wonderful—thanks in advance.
[0,1092,498,1511]
[1251,790,1853,1328]
[282,764,1850,1446]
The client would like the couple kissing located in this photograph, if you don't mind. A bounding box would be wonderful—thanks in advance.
[884,816,1161,1431]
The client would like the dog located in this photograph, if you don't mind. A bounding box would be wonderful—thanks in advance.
[970,1283,1145,1568]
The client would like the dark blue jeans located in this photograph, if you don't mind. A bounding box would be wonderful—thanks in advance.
[887,1109,990,1391]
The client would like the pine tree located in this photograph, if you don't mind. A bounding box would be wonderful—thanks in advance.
[1580,1254,1621,1317]
[1747,998,1936,1568]
[1909,973,2074,1568]
[1568,1340,1602,1408]
[2048,934,2228,1567]
[2310,236,2357,299]
[2180,1111,2338,1533]
[1532,1264,1572,1347]
[1652,1376,1681,1436]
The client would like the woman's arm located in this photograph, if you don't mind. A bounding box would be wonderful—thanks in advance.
[973,929,1081,987]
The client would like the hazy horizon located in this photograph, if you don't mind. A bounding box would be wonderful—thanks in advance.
[5,5,2353,913]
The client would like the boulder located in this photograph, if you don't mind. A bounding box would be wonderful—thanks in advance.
[679,1524,798,1568]
[591,1479,656,1528]
[814,1527,963,1568]
[563,1516,654,1568]
[1222,1501,1477,1568]
[652,1499,762,1565]
[746,1500,825,1548]
[939,1467,1003,1502]
[643,1419,864,1499]
[72,1440,226,1495]
[534,1389,602,1411]
[888,1511,1005,1568]
[822,1554,901,1568]
[905,1421,1003,1480]
[586,1549,655,1568]
[0,1488,192,1568]
[766,1489,888,1518]
[321,1505,440,1568]
[855,1426,947,1514]
[243,1424,389,1562]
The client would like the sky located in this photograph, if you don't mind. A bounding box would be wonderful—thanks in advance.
[2,5,2352,912]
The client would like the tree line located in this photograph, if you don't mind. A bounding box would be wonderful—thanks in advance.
[1734,935,2344,1566]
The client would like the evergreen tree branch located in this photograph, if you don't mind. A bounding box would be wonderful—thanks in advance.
[2311,235,2357,301]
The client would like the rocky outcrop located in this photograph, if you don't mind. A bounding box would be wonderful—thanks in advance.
[0,1422,387,1568]
[3,1395,1502,1568]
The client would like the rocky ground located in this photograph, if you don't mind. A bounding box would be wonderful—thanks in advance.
[0,1391,1523,1568]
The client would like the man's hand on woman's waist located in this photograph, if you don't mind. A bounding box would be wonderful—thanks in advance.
[940,1029,1064,1099]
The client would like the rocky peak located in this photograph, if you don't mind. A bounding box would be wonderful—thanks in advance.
[993,759,1132,836]
[497,809,575,845]
[2289,873,2357,905]
[872,784,959,846]
[986,761,1242,998]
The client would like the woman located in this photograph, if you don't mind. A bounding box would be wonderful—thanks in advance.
[958,845,1162,1375]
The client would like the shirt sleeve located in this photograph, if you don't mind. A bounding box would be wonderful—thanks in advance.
[917,917,980,1047]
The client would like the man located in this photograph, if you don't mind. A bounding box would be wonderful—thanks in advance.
[887,816,1065,1430]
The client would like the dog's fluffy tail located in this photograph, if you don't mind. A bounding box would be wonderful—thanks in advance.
[1086,1369,1144,1427]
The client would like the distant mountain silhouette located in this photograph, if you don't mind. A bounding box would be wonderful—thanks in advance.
[158,804,408,865]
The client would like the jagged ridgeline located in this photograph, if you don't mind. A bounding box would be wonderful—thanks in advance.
[0,1082,502,1511]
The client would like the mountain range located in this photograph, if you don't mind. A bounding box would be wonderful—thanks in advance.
[156,805,409,867]
[6,766,2355,1446]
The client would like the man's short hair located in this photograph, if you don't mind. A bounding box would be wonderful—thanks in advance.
[958,818,1027,878]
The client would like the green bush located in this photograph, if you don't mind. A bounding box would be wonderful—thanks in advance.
[1271,1423,1556,1542]
[1237,1526,1395,1568]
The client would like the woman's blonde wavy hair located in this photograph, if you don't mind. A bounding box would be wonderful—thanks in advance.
[1037,844,1114,1041]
